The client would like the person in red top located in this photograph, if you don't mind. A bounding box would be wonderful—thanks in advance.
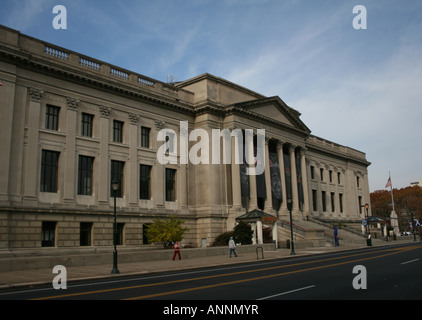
[172,241,181,260]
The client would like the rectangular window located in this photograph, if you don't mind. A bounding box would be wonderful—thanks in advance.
[337,172,341,184]
[322,191,327,212]
[356,176,360,188]
[165,168,176,201]
[310,166,315,180]
[320,168,324,182]
[80,222,93,246]
[329,170,333,183]
[42,221,56,247]
[358,196,362,214]
[110,160,124,197]
[45,105,60,131]
[40,150,60,193]
[141,127,150,148]
[331,192,335,212]
[81,113,94,137]
[78,155,94,195]
[116,223,125,245]
[139,165,152,200]
[339,193,344,213]
[113,120,124,143]
[312,189,318,211]
[166,132,175,153]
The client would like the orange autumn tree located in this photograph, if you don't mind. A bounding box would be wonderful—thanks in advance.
[370,186,422,231]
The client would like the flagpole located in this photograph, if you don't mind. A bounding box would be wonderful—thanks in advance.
[387,172,399,236]
[389,171,395,212]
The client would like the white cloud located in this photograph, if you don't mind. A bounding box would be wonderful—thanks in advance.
[4,0,51,31]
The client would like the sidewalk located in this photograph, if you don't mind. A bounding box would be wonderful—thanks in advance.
[0,242,385,290]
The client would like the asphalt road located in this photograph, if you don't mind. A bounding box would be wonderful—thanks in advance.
[1,242,421,302]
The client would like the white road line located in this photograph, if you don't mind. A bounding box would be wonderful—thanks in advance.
[257,285,316,300]
[401,259,420,265]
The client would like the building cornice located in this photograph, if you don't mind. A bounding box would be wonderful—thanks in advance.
[306,135,371,167]
[0,25,195,115]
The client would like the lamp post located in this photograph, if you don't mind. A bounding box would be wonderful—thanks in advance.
[287,198,295,255]
[361,203,370,236]
[111,180,120,274]
[365,203,370,236]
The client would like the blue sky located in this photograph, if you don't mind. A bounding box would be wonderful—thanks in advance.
[1,0,421,191]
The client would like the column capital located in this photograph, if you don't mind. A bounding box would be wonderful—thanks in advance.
[28,87,44,102]
[299,146,308,156]
[99,105,112,118]
[155,119,166,131]
[128,112,139,124]
[66,97,80,111]
[288,144,297,153]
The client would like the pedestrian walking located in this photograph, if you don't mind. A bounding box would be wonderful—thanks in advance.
[172,241,181,260]
[229,237,237,258]
[334,226,339,246]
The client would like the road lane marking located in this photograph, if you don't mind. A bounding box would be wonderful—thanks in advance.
[31,249,383,300]
[257,285,316,300]
[124,248,418,300]
[401,259,420,265]
[32,244,422,300]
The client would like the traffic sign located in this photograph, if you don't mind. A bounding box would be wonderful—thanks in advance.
[361,220,368,226]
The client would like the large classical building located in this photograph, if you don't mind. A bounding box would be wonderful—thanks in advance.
[0,25,371,249]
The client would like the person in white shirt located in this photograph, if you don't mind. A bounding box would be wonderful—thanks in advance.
[229,237,238,258]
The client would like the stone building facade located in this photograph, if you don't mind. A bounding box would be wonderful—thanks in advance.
[0,25,371,249]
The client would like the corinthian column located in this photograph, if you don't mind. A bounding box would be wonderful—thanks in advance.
[264,137,273,213]
[247,133,258,211]
[289,145,299,214]
[300,148,310,217]
[277,141,288,219]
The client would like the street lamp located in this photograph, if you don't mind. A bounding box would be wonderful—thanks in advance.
[111,180,120,274]
[361,203,370,236]
[365,203,370,236]
[287,198,295,255]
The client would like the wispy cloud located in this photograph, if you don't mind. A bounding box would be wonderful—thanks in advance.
[4,0,52,31]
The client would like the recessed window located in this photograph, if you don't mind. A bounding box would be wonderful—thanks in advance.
[81,113,94,137]
[312,189,318,211]
[80,222,93,246]
[139,165,151,200]
[113,120,124,143]
[141,127,150,148]
[42,221,56,247]
[45,105,60,131]
[322,191,327,212]
[110,160,124,197]
[40,150,60,193]
[116,223,124,245]
[331,192,335,212]
[166,132,175,153]
[165,168,176,201]
[78,156,94,195]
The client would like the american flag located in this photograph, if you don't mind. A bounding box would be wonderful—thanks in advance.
[385,177,392,189]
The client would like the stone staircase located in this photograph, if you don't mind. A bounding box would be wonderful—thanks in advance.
[277,217,385,248]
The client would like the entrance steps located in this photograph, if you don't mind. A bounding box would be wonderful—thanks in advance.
[277,218,384,248]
